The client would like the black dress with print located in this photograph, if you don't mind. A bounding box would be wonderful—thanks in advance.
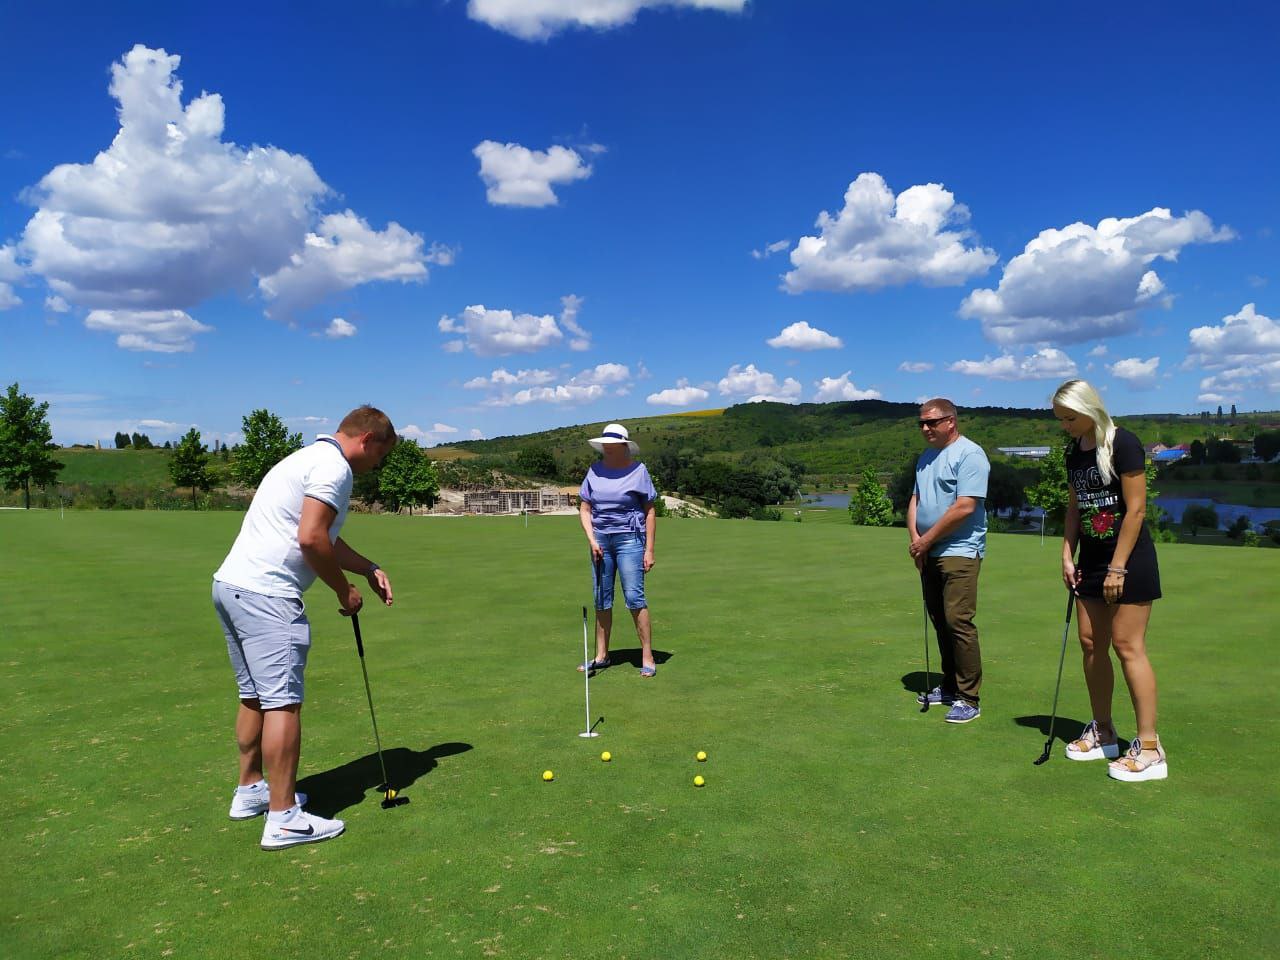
[1064,427,1162,603]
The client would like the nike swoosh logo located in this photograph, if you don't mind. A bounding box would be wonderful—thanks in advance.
[279,824,315,836]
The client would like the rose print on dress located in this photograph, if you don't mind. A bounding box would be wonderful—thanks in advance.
[1083,506,1118,539]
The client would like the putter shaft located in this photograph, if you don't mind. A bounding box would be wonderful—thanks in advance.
[352,614,392,791]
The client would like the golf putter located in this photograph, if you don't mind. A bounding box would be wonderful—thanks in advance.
[1033,591,1076,766]
[351,613,410,807]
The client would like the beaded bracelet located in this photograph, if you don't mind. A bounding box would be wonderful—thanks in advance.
[1106,565,1127,575]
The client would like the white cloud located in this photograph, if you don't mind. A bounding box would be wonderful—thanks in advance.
[573,362,631,385]
[647,379,710,406]
[767,321,843,351]
[0,244,21,309]
[813,371,882,402]
[1108,356,1160,388]
[469,428,485,440]
[320,317,357,339]
[440,297,587,356]
[1088,344,1108,357]
[15,45,438,349]
[1188,303,1280,398]
[751,239,790,260]
[1197,391,1228,405]
[1188,303,1280,361]
[45,294,70,313]
[717,363,802,402]
[0,243,24,282]
[948,348,1078,381]
[464,367,557,389]
[473,140,592,207]
[426,242,458,266]
[467,0,746,41]
[402,422,461,445]
[440,304,563,356]
[783,172,996,294]
[84,308,212,353]
[960,207,1234,345]
[259,211,428,317]
[897,361,934,373]
[559,293,591,350]
[137,418,185,432]
[467,361,629,407]
[503,383,606,406]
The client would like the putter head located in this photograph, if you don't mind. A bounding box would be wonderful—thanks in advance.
[1033,744,1052,766]
[380,786,410,809]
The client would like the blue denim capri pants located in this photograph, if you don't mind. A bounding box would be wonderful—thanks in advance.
[592,532,647,611]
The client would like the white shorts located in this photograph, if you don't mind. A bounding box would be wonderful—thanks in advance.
[212,580,311,708]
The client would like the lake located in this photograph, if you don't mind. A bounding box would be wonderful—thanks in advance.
[803,492,1279,531]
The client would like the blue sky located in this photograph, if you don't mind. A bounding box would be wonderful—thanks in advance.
[1,1,1277,447]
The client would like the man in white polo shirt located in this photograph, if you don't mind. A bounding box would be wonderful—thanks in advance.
[212,405,396,850]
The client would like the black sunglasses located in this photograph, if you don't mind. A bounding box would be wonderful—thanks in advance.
[918,415,953,428]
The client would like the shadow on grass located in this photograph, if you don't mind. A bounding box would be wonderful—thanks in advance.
[900,671,936,696]
[297,741,472,817]
[1014,715,1130,753]
[598,647,673,670]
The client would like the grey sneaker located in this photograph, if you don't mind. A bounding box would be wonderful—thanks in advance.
[229,782,309,820]
[916,685,958,706]
[944,700,981,724]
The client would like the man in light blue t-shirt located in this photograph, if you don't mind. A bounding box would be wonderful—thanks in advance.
[907,398,990,724]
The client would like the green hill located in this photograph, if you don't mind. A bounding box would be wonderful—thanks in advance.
[450,400,1274,486]
[56,447,175,486]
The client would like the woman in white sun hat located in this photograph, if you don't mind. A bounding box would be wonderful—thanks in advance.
[577,422,659,677]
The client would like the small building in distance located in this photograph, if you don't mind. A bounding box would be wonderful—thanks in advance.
[463,487,577,515]
[997,446,1052,460]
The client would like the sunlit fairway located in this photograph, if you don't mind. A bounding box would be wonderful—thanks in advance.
[1,511,1274,959]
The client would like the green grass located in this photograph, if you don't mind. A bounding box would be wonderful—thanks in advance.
[54,448,176,486]
[2,513,1276,959]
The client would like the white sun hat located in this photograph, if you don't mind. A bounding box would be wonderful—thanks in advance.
[588,422,639,455]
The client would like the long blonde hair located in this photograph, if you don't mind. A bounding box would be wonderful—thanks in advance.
[1052,379,1118,484]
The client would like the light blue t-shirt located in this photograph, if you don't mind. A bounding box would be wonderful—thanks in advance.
[914,435,990,558]
[580,461,658,536]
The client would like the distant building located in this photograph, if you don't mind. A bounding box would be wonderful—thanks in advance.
[997,446,1052,460]
[1152,449,1188,463]
[463,487,576,515]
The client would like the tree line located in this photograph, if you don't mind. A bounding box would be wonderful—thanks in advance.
[0,383,440,513]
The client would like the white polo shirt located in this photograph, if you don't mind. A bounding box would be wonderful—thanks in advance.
[213,436,353,598]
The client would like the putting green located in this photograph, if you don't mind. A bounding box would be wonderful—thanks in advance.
[1,511,1274,959]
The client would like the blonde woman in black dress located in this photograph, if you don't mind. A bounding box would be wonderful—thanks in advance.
[1052,379,1167,782]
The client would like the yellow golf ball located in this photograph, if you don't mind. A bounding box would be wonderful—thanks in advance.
[695,751,708,762]
[600,751,612,762]
[542,770,554,782]
[385,788,398,799]
[693,775,705,787]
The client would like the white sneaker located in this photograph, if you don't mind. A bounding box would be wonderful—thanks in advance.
[260,808,345,851]
[229,782,310,820]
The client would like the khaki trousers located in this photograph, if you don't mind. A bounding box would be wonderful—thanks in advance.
[922,555,983,704]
